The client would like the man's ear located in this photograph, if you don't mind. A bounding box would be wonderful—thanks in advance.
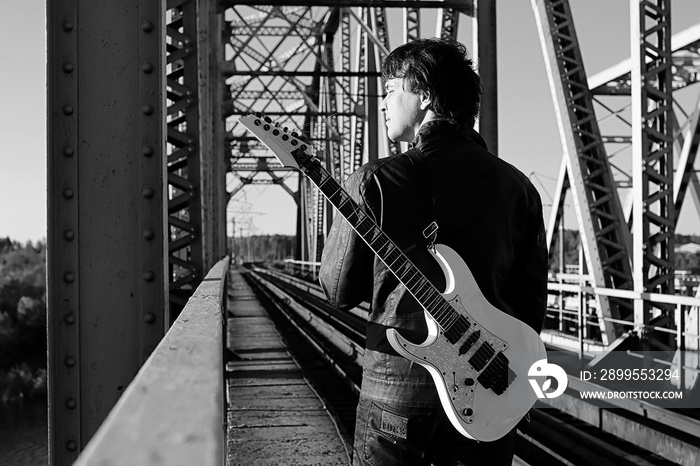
[419,92,432,111]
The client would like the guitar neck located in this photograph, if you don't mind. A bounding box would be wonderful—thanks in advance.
[294,149,459,331]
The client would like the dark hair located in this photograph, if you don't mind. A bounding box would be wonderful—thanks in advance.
[381,38,482,129]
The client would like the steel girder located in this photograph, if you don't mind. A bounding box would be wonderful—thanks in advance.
[533,0,634,345]
[631,0,675,343]
[587,25,700,233]
[404,4,420,43]
[166,0,227,318]
[473,0,498,154]
[47,1,167,463]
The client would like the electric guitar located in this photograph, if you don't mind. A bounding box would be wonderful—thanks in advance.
[237,114,547,442]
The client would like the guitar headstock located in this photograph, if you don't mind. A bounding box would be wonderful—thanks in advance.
[237,114,311,170]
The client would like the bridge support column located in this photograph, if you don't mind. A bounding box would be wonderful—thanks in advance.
[47,0,167,464]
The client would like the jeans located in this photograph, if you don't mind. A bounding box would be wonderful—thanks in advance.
[352,395,516,466]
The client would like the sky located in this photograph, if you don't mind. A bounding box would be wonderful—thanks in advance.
[1,0,699,242]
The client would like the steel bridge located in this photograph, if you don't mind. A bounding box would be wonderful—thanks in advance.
[46,0,700,464]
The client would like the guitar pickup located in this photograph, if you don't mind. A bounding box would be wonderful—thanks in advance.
[469,341,495,371]
[444,315,471,344]
[458,329,480,355]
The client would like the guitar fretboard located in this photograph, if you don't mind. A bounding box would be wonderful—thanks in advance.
[294,148,464,332]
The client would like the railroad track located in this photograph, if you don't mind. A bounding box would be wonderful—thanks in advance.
[242,266,695,466]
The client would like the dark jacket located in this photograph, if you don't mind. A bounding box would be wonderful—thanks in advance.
[319,120,548,405]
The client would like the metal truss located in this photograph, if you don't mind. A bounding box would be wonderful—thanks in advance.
[631,0,675,344]
[166,0,206,318]
[535,1,700,350]
[225,3,480,262]
[404,3,420,43]
[533,0,634,345]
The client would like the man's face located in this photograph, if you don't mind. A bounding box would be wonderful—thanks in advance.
[380,78,428,143]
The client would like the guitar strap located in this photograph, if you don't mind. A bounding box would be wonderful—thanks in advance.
[404,147,439,250]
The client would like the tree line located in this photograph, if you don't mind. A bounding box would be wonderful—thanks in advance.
[229,234,296,264]
[549,231,700,274]
[0,238,47,401]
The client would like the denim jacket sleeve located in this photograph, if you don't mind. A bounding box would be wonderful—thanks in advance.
[318,170,375,311]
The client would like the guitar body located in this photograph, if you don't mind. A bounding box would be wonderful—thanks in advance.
[386,243,547,442]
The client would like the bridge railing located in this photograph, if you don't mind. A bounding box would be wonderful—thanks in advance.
[283,258,321,282]
[73,257,230,466]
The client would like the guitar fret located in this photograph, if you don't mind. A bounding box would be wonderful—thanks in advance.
[424,292,443,316]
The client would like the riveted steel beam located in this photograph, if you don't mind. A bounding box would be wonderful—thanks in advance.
[533,0,633,345]
[403,3,420,43]
[473,0,498,154]
[47,0,166,463]
[166,0,228,317]
[631,0,675,344]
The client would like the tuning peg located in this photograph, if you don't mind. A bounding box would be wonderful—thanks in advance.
[264,116,272,123]
[291,132,298,138]
[283,126,288,132]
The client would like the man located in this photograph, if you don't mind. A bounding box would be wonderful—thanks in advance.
[319,38,547,466]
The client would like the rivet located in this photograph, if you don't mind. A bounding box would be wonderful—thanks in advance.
[142,104,154,115]
[65,313,76,325]
[141,20,154,32]
[142,62,154,74]
[62,20,74,32]
[142,145,154,157]
[65,356,76,367]
[63,104,74,115]
[63,230,75,241]
[142,187,154,199]
[66,398,77,409]
[144,312,156,324]
[66,440,77,452]
[142,229,155,240]
[63,188,74,199]
[143,271,155,282]
[63,146,74,157]
[64,271,75,283]
[62,62,74,73]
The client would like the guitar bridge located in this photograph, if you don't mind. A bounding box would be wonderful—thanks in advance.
[477,352,517,395]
